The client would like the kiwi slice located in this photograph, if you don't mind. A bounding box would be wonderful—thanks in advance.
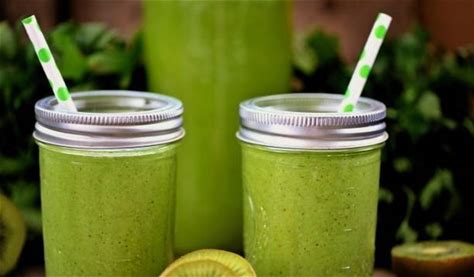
[0,194,27,275]
[161,260,237,277]
[392,240,474,277]
[160,249,256,277]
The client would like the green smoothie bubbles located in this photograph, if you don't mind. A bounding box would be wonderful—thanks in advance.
[34,91,184,276]
[237,93,388,276]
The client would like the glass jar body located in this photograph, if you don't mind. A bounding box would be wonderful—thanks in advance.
[241,142,383,277]
[38,142,178,277]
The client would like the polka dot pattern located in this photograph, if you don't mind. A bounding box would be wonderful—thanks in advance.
[22,15,77,111]
[38,48,51,63]
[339,13,391,113]
[343,104,354,112]
[359,65,371,78]
[57,87,70,101]
[22,16,33,24]
[374,25,387,39]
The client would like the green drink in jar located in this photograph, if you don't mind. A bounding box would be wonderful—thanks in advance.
[238,93,388,276]
[35,91,183,276]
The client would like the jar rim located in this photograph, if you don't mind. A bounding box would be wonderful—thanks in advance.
[34,90,184,149]
[237,93,388,150]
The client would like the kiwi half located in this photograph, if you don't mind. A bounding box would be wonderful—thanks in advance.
[0,194,27,275]
[161,260,237,277]
[160,249,256,277]
[392,240,474,277]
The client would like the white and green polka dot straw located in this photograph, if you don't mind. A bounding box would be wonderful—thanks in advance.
[22,15,77,112]
[339,13,392,113]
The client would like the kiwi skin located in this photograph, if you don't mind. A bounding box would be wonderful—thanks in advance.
[392,241,474,277]
[0,194,27,275]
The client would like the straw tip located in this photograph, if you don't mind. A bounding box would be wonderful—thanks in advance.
[21,15,36,25]
[377,13,393,22]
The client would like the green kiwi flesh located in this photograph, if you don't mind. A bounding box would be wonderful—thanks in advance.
[175,249,256,276]
[392,240,474,277]
[161,260,237,277]
[161,249,256,277]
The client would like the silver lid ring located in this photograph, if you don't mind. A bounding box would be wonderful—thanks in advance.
[237,93,388,150]
[34,90,184,149]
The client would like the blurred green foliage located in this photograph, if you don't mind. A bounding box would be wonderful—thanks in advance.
[0,21,145,271]
[0,20,473,270]
[294,27,474,266]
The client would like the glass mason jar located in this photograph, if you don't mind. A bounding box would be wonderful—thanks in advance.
[34,91,184,276]
[237,93,388,276]
[142,0,292,254]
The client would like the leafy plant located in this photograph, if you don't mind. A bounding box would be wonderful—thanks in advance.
[294,26,474,267]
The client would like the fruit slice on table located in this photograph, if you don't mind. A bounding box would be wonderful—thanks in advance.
[392,240,474,277]
[160,249,256,277]
[161,260,236,277]
[0,194,27,275]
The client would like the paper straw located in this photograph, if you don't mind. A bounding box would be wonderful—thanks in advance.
[338,13,392,112]
[22,15,77,112]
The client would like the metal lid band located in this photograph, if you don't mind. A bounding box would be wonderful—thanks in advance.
[34,90,184,149]
[237,93,388,150]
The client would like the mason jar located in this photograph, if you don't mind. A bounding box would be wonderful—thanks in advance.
[237,93,388,276]
[34,91,183,276]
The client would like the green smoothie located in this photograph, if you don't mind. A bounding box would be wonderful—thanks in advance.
[237,93,388,276]
[34,91,184,277]
[39,143,177,276]
[241,143,382,276]
[143,0,292,254]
